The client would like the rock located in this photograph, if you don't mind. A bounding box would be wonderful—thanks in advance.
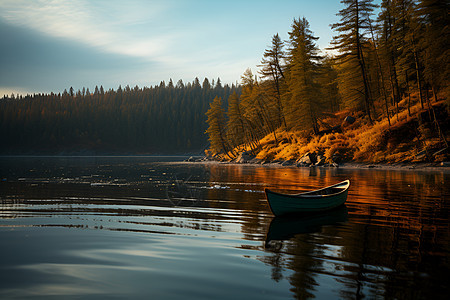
[298,155,311,165]
[248,158,262,164]
[281,160,295,166]
[235,151,255,164]
[344,116,356,124]
[298,152,317,165]
[315,155,325,166]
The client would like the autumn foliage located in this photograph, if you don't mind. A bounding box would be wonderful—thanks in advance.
[206,0,449,164]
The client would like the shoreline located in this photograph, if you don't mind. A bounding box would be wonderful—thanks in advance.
[0,154,448,173]
[185,158,450,173]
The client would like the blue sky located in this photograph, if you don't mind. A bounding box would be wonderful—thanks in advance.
[1,0,356,96]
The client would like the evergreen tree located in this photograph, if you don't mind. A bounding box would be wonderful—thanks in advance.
[226,92,245,150]
[239,68,275,148]
[319,56,341,113]
[205,96,232,158]
[258,33,287,128]
[202,78,211,90]
[330,0,378,123]
[416,0,449,101]
[215,78,222,89]
[286,17,323,134]
[176,79,184,89]
[378,0,400,117]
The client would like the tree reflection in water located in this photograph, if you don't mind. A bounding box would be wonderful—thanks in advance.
[0,157,448,299]
[204,163,449,299]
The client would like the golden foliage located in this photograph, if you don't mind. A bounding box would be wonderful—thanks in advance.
[239,99,449,164]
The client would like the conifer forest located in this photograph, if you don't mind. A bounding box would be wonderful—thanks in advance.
[1,79,239,154]
[1,0,448,161]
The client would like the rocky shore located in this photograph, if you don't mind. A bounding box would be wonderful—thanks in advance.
[185,152,450,172]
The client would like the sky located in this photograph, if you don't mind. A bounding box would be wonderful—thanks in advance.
[0,0,350,96]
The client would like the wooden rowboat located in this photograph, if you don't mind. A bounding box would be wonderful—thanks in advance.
[265,180,350,216]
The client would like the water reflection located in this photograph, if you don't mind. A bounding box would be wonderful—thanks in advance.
[0,157,449,299]
[265,206,348,247]
[202,163,449,299]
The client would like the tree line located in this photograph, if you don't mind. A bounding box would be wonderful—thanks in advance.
[206,0,448,158]
[0,78,240,154]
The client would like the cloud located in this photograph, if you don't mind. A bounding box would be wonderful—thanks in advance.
[0,18,160,94]
[0,0,346,96]
[0,0,172,60]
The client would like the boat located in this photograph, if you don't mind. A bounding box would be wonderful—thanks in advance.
[264,180,350,216]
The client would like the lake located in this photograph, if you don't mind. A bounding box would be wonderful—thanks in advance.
[0,156,449,299]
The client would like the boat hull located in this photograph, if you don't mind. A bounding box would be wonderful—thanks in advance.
[265,180,350,216]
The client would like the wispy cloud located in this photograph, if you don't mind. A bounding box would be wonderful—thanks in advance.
[0,0,173,60]
[1,0,344,94]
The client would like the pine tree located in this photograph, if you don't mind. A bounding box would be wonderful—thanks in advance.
[205,96,232,158]
[258,33,287,128]
[416,0,449,101]
[319,56,342,113]
[378,0,402,110]
[226,92,246,150]
[393,0,426,108]
[330,0,378,123]
[239,68,276,147]
[286,17,323,134]
[415,0,449,147]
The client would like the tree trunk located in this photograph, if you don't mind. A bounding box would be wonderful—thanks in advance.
[385,10,401,120]
[405,70,411,117]
[411,33,424,109]
[355,1,373,124]
[429,86,448,148]
[369,19,391,126]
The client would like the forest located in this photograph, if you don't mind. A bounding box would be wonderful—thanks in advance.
[0,79,240,154]
[205,0,449,164]
[1,0,448,161]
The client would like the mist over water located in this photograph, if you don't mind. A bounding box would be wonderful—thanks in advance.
[1,156,449,299]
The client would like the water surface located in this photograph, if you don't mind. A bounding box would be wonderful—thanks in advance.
[1,157,449,299]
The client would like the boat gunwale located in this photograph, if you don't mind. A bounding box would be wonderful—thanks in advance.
[264,180,350,199]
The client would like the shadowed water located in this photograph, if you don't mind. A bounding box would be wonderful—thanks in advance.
[0,156,449,299]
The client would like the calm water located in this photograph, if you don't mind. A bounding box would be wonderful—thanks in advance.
[0,156,449,299]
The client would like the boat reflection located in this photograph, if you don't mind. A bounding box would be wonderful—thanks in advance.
[265,205,348,248]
